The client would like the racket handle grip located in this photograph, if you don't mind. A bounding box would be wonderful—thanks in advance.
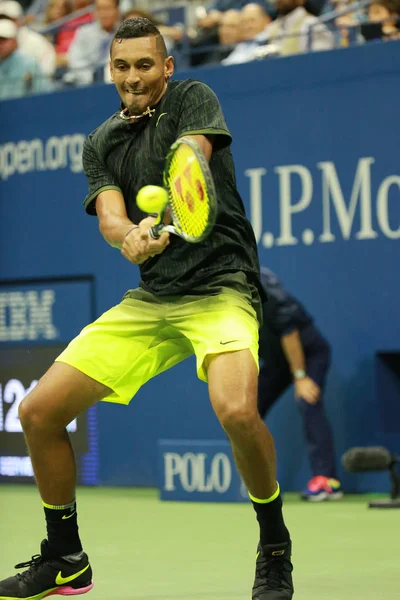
[149,225,162,239]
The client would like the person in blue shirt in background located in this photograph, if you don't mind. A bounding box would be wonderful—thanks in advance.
[258,267,343,501]
[0,18,51,100]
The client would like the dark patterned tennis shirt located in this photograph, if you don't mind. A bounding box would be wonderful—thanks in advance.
[82,78,262,298]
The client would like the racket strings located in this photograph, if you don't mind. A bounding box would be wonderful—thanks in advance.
[166,144,211,239]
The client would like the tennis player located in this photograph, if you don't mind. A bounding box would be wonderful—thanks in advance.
[0,18,294,600]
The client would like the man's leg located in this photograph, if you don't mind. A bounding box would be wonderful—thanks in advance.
[258,364,292,421]
[209,352,274,497]
[298,386,342,501]
[168,287,293,598]
[298,391,338,479]
[20,363,110,507]
[207,350,293,599]
[299,337,342,500]
[208,351,288,537]
[0,362,111,600]
[0,290,194,599]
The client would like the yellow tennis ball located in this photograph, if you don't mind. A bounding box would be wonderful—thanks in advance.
[136,185,168,213]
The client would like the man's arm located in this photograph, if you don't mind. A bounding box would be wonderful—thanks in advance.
[96,190,169,264]
[281,329,306,375]
[96,189,136,248]
[183,134,214,162]
[281,329,321,405]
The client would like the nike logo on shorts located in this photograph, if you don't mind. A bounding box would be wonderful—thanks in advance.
[220,340,241,345]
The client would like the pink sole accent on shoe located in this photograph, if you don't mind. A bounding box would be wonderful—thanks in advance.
[45,582,94,596]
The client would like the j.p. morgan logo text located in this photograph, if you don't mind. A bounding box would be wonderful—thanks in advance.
[245,157,400,247]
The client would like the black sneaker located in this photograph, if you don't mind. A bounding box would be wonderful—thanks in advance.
[252,541,294,599]
[0,540,93,599]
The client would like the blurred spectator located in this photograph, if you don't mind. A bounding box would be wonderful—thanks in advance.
[256,0,335,56]
[362,0,400,40]
[222,3,272,64]
[188,23,220,67]
[189,0,273,67]
[66,0,120,85]
[25,0,54,25]
[218,8,243,51]
[220,7,242,39]
[201,9,242,64]
[45,0,70,24]
[0,0,56,75]
[0,18,51,99]
[197,0,273,30]
[122,7,183,54]
[197,1,239,31]
[44,0,71,66]
[47,0,94,69]
[334,1,359,47]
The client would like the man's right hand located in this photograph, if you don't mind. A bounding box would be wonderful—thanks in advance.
[121,216,170,265]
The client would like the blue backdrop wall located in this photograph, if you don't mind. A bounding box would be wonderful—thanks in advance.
[1,41,400,492]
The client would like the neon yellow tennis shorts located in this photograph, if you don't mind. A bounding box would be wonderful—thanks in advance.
[56,275,260,405]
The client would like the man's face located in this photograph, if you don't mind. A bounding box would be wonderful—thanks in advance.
[96,0,119,32]
[241,5,270,40]
[110,36,174,115]
[275,0,303,16]
[0,36,17,59]
[48,0,69,21]
[219,11,241,45]
[368,2,392,21]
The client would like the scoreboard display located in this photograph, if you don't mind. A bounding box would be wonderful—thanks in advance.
[0,279,98,484]
[0,346,88,481]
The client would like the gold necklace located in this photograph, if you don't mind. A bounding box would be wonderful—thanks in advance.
[119,106,156,122]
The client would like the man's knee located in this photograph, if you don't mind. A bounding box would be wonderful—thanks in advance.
[18,391,51,432]
[216,400,259,433]
[18,362,108,434]
[19,394,43,432]
[18,388,65,433]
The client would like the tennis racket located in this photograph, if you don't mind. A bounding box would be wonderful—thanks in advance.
[149,136,217,243]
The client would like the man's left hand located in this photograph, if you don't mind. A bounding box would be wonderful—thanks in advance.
[294,377,321,405]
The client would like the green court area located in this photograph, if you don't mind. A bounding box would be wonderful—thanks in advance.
[1,485,399,599]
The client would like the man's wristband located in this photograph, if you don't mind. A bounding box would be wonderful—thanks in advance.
[124,226,139,239]
[293,369,306,380]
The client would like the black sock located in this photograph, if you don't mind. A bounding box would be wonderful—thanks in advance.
[250,485,290,546]
[43,499,83,557]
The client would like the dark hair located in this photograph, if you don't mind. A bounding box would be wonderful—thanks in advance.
[112,17,167,58]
